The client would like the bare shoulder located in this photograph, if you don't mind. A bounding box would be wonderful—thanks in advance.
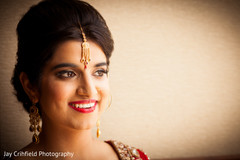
[106,140,150,160]
[93,139,119,160]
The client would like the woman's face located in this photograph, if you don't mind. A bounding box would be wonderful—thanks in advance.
[38,40,110,130]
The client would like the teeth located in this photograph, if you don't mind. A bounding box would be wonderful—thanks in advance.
[71,103,95,109]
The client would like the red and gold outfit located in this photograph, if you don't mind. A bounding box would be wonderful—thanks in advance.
[107,140,150,160]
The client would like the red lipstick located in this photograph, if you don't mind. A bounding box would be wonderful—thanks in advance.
[69,99,97,113]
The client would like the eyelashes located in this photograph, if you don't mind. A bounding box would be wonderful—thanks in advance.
[56,70,76,78]
[56,69,108,79]
[93,69,109,77]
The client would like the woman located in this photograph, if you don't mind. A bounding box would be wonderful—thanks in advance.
[10,0,149,159]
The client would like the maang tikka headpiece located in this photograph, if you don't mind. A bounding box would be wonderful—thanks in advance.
[80,25,90,69]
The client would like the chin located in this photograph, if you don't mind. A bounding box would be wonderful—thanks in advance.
[67,116,97,131]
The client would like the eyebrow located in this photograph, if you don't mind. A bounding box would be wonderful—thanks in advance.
[94,62,107,67]
[51,62,108,71]
[51,63,78,71]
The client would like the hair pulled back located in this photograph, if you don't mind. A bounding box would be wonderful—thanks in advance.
[11,0,114,113]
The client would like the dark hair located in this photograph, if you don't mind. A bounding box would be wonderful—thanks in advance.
[11,0,114,113]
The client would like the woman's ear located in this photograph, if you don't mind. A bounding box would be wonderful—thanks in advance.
[19,72,39,103]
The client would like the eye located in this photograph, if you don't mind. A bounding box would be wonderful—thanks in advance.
[56,70,76,78]
[93,69,108,77]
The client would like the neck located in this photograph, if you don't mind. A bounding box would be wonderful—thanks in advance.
[37,118,97,158]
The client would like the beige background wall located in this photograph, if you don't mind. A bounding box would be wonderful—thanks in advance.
[0,0,240,159]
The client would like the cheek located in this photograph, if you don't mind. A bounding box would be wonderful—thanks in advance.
[97,81,110,113]
[39,79,75,110]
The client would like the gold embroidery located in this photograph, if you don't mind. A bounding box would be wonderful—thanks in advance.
[108,140,142,160]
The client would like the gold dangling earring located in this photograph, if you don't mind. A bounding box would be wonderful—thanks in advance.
[29,103,41,144]
[96,119,101,138]
[106,94,112,111]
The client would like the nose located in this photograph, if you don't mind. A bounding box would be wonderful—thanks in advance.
[77,72,97,98]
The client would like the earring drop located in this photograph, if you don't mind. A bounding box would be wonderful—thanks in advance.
[29,103,41,144]
[96,119,101,138]
[106,94,112,110]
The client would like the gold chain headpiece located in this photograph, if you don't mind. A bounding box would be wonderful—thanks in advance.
[80,26,90,69]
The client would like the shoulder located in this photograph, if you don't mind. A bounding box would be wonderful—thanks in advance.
[106,140,150,160]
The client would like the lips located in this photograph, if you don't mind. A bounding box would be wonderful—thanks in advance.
[69,99,97,113]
